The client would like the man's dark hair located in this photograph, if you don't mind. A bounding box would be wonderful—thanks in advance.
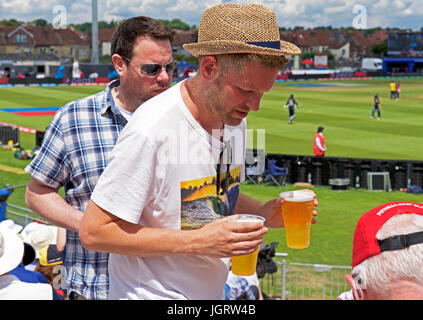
[317,126,324,133]
[111,16,173,63]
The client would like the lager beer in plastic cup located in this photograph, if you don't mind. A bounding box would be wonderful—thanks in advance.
[231,214,266,276]
[280,190,314,249]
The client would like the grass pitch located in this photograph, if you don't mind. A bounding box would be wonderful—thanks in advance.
[251,78,423,160]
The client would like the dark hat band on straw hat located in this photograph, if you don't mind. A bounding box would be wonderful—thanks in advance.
[246,41,281,49]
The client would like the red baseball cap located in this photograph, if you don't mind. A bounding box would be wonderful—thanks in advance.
[352,201,423,267]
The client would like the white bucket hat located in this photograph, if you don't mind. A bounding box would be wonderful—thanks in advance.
[0,219,23,234]
[20,222,44,242]
[0,228,24,275]
[20,222,57,258]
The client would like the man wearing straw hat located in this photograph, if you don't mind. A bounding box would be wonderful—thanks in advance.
[80,4,316,299]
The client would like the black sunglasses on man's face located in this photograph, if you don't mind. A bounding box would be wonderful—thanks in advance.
[123,56,177,76]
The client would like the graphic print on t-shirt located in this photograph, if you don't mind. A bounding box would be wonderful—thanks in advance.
[180,166,241,230]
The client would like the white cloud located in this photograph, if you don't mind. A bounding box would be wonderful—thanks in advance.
[0,0,62,18]
[393,0,406,9]
[324,6,347,15]
[372,0,390,11]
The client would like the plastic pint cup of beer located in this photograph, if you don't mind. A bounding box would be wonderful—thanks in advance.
[231,214,266,276]
[280,190,315,249]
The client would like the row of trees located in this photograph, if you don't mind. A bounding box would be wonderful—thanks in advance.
[0,18,195,32]
[70,19,196,33]
[284,26,421,36]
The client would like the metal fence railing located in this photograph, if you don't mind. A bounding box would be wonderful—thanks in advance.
[5,203,47,226]
[259,253,288,300]
[286,262,351,300]
[259,253,352,300]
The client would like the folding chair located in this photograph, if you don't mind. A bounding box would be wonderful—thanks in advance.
[245,153,266,185]
[246,163,261,184]
[264,159,288,186]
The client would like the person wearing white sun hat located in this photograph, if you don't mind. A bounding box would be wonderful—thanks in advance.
[20,222,57,258]
[0,219,23,234]
[0,220,49,285]
[0,228,55,300]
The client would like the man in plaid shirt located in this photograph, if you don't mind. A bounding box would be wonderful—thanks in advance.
[24,16,174,299]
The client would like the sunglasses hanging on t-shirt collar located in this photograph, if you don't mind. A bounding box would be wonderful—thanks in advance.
[216,141,232,196]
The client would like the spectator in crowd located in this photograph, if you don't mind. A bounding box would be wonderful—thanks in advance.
[338,202,423,300]
[31,226,66,297]
[0,228,59,300]
[21,241,36,267]
[183,67,193,78]
[0,219,49,284]
[313,126,326,156]
[80,3,317,300]
[283,93,299,124]
[25,225,57,254]
[36,242,66,298]
[24,16,174,300]
[54,226,66,253]
[225,270,263,300]
[370,94,382,120]
[395,80,401,100]
[9,245,49,284]
[0,219,21,234]
[389,80,396,100]
[3,68,10,78]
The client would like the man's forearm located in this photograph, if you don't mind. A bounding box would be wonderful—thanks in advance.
[80,199,267,258]
[25,178,83,232]
[234,192,262,215]
[234,192,285,228]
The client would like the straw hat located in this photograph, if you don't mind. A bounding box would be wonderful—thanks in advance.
[183,3,301,57]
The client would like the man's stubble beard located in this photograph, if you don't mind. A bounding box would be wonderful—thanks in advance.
[202,79,241,127]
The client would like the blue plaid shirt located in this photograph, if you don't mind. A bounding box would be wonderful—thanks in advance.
[25,80,127,299]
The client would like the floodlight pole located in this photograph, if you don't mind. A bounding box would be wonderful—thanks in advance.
[91,0,99,64]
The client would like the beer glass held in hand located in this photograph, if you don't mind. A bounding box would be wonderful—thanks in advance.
[231,214,266,276]
[280,190,315,249]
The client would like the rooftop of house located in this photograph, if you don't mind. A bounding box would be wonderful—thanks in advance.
[0,25,89,46]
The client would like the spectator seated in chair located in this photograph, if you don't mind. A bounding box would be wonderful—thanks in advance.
[264,160,288,186]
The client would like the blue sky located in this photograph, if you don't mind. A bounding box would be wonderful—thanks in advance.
[0,0,422,30]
